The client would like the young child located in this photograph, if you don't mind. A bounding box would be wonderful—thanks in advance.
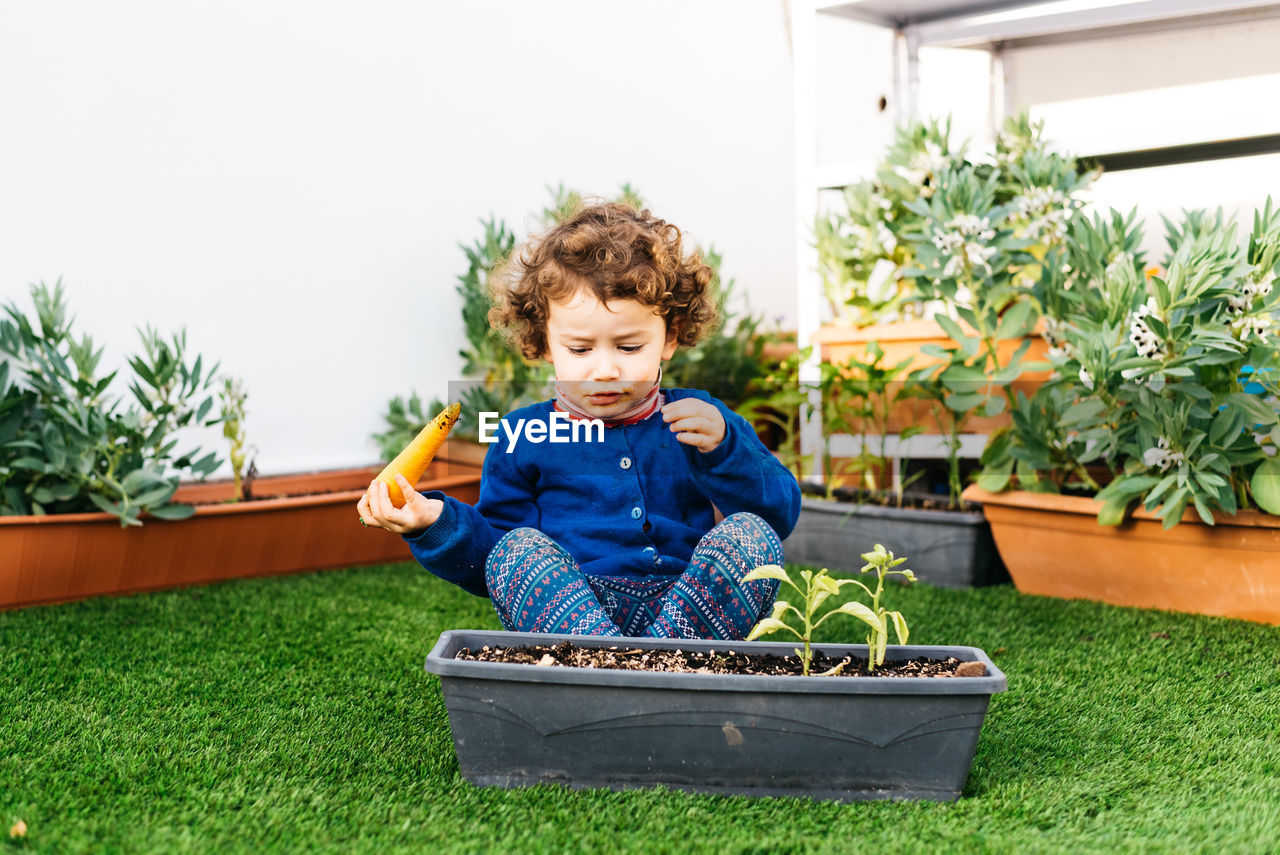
[358,201,801,640]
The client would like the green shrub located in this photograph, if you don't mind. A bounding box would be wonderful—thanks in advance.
[0,281,222,525]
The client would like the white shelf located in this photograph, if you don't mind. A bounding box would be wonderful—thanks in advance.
[817,1,1280,48]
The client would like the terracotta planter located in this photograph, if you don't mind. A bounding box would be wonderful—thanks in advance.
[963,485,1280,624]
[761,335,799,364]
[0,462,482,610]
[811,320,1050,433]
[435,438,490,470]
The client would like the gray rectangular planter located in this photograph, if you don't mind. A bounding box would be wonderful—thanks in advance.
[783,497,1008,589]
[425,629,1007,802]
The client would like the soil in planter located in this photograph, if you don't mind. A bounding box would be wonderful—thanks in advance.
[456,642,987,678]
[801,458,987,511]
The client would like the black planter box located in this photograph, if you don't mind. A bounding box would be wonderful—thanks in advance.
[783,498,1008,589]
[425,630,1007,802]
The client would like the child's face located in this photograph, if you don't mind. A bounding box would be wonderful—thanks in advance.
[544,290,677,418]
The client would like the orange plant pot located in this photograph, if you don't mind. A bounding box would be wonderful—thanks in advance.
[0,461,482,611]
[963,485,1280,625]
[812,320,1050,434]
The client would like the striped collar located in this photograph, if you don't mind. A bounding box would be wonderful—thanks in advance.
[552,371,664,427]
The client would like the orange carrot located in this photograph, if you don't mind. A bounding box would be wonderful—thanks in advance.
[377,402,461,507]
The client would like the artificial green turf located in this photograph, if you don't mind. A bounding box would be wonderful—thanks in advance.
[2,562,1279,854]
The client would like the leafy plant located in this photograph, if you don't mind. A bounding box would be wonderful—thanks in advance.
[744,544,915,675]
[978,198,1280,528]
[736,345,812,479]
[373,390,433,464]
[894,152,1063,507]
[818,112,1090,328]
[738,342,927,502]
[0,281,223,526]
[831,341,922,498]
[451,215,549,439]
[663,245,772,410]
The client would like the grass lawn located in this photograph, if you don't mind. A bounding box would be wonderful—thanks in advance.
[3,562,1279,854]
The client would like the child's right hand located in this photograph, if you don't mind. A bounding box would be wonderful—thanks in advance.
[358,474,444,536]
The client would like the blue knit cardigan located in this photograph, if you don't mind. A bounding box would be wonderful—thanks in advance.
[405,388,802,597]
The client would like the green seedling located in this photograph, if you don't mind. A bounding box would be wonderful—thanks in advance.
[219,376,253,502]
[744,544,915,675]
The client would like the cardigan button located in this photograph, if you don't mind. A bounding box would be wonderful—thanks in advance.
[620,456,632,470]
[630,506,643,520]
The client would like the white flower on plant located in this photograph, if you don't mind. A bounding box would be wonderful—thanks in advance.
[1078,367,1094,390]
[876,221,898,252]
[916,140,947,172]
[932,214,997,278]
[945,214,995,241]
[1105,251,1134,279]
[1121,367,1150,387]
[895,142,948,194]
[1013,186,1059,217]
[839,220,871,245]
[1256,270,1276,297]
[1232,313,1270,342]
[967,241,997,268]
[942,244,996,279]
[932,231,964,253]
[1042,317,1072,358]
[1143,437,1185,472]
[1013,186,1068,241]
[1129,300,1163,358]
[953,284,974,307]
[1224,273,1276,337]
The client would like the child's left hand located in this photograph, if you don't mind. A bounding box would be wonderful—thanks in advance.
[661,398,726,453]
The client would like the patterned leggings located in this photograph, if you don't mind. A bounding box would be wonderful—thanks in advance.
[484,512,783,640]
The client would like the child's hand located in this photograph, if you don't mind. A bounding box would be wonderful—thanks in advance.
[661,398,726,453]
[358,474,443,536]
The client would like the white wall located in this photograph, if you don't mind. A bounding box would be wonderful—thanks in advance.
[0,0,796,475]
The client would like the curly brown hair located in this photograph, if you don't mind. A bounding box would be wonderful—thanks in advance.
[487,200,719,360]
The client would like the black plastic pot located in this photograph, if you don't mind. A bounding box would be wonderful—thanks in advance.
[783,498,1008,588]
[425,630,1007,802]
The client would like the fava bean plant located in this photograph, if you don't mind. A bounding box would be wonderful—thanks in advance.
[817,112,1089,328]
[744,544,915,675]
[979,198,1280,528]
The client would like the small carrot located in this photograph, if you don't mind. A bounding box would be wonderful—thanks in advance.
[376,402,461,507]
